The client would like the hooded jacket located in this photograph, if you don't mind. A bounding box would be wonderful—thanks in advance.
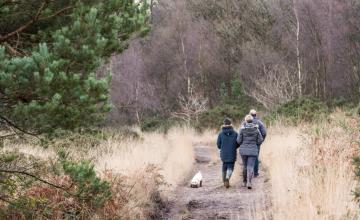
[237,123,263,156]
[217,126,239,162]
[253,117,267,140]
[241,117,267,141]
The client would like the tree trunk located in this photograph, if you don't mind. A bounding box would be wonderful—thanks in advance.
[150,0,154,24]
[226,61,232,98]
[293,0,302,97]
[180,34,191,95]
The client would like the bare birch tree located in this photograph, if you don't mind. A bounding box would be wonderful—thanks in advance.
[172,90,208,125]
[249,64,297,109]
[293,0,302,96]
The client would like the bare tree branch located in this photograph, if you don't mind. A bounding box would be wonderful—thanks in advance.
[0,115,39,138]
[0,169,74,195]
[172,90,208,124]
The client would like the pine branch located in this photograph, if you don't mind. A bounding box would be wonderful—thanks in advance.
[0,0,49,43]
[0,0,20,8]
[39,5,73,21]
[4,43,23,56]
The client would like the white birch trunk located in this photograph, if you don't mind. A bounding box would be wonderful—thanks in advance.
[293,0,302,96]
[180,35,191,95]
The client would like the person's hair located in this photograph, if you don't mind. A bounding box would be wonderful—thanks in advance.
[245,114,253,123]
[249,109,257,117]
[223,118,232,126]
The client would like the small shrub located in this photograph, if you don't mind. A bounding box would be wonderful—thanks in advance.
[140,116,177,132]
[354,157,360,203]
[196,104,251,130]
[264,97,328,125]
[352,115,360,205]
[0,151,112,219]
[102,165,167,219]
[59,152,112,208]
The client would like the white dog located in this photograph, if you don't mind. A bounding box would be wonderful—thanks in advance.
[190,171,203,188]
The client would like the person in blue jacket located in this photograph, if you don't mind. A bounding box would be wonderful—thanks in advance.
[249,109,267,177]
[217,118,239,188]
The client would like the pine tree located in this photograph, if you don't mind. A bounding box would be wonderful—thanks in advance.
[0,0,149,134]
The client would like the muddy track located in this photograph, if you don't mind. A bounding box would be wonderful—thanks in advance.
[165,145,272,220]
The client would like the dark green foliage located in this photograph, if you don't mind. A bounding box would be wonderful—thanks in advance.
[140,115,176,133]
[220,78,251,104]
[0,150,112,218]
[352,115,360,205]
[264,97,329,125]
[58,151,111,208]
[0,151,46,218]
[195,78,261,130]
[196,104,250,130]
[354,156,360,204]
[0,0,149,134]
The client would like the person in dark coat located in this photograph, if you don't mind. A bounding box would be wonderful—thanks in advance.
[237,115,263,189]
[249,109,267,177]
[217,118,239,188]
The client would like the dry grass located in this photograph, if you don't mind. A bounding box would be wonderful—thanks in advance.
[94,126,195,187]
[4,127,196,187]
[92,126,196,218]
[262,111,359,220]
[2,126,197,219]
[4,114,360,219]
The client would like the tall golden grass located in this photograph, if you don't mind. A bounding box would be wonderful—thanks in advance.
[262,111,359,219]
[4,113,360,219]
[2,126,197,219]
[93,126,197,218]
[94,126,195,186]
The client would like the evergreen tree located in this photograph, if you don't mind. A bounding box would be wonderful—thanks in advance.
[0,0,149,134]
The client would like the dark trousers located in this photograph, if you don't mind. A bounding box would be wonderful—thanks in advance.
[241,155,256,183]
[254,146,261,175]
[222,162,235,181]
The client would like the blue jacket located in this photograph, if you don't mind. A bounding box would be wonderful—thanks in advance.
[253,117,267,140]
[217,126,239,162]
[237,123,263,156]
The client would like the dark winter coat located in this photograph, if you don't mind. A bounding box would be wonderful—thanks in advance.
[253,117,267,141]
[242,117,267,141]
[217,126,239,162]
[237,123,263,156]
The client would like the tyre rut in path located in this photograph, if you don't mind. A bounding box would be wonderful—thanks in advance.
[165,145,272,220]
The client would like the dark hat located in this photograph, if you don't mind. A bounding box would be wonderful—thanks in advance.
[223,118,232,126]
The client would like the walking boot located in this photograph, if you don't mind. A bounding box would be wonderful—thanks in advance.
[247,170,253,189]
[224,179,230,188]
[246,181,252,189]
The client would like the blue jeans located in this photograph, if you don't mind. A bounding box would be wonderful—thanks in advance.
[241,155,256,183]
[222,162,235,181]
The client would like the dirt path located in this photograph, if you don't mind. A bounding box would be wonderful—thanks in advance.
[165,144,272,220]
